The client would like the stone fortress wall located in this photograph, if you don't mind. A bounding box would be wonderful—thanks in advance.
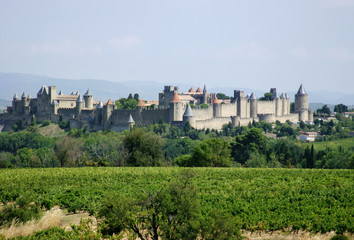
[0,84,313,132]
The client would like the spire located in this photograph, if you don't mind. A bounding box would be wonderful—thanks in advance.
[249,92,257,100]
[189,87,195,93]
[107,99,114,105]
[136,99,146,107]
[76,95,83,102]
[285,93,290,99]
[203,84,207,93]
[196,87,202,93]
[38,86,48,95]
[280,93,284,99]
[183,104,195,117]
[297,84,306,95]
[52,100,59,105]
[127,114,135,123]
[170,92,181,103]
[213,96,220,104]
[21,92,27,98]
[13,93,19,100]
[58,90,63,95]
[97,101,104,108]
[84,89,92,96]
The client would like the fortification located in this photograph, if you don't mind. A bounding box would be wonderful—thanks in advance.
[0,84,312,132]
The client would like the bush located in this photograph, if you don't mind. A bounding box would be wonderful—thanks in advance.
[331,235,349,240]
[41,120,51,127]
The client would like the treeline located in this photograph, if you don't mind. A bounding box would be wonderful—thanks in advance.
[0,116,353,169]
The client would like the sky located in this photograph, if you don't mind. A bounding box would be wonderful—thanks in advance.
[0,0,354,94]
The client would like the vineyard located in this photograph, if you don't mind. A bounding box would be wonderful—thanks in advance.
[0,167,353,237]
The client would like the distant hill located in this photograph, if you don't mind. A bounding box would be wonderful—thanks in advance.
[0,99,11,112]
[1,72,353,106]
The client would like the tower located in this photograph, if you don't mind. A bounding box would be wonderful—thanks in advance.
[249,92,258,118]
[295,84,309,121]
[127,114,135,130]
[183,104,195,128]
[169,92,184,122]
[213,96,221,118]
[83,89,93,109]
[76,94,83,114]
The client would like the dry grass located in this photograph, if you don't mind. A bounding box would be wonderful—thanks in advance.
[37,124,65,138]
[241,230,353,240]
[0,207,63,238]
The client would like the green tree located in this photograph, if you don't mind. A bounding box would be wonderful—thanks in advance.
[334,104,348,113]
[216,93,230,100]
[134,93,139,101]
[123,128,163,166]
[258,92,272,101]
[184,138,232,167]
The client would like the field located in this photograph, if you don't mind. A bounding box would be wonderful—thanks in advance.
[0,167,353,235]
[301,138,354,151]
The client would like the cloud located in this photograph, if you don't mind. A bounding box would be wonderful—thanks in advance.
[324,47,354,61]
[28,41,102,55]
[107,35,142,50]
[323,0,354,6]
[290,47,309,58]
[218,42,269,59]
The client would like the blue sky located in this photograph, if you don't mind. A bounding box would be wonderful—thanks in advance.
[0,0,353,94]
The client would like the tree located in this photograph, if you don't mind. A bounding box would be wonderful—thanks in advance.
[134,93,139,101]
[216,93,230,100]
[334,104,348,113]
[232,128,267,164]
[55,136,83,167]
[317,105,331,116]
[259,92,272,101]
[200,103,208,109]
[123,128,163,166]
[179,138,232,167]
[98,171,242,239]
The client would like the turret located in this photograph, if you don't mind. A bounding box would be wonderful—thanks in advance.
[103,99,114,130]
[249,92,258,118]
[83,89,93,109]
[13,93,19,100]
[169,92,184,122]
[183,104,195,127]
[76,94,83,113]
[213,96,221,118]
[295,84,309,121]
[202,84,207,104]
[127,114,135,130]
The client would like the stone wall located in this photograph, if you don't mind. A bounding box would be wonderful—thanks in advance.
[257,101,276,115]
[220,103,237,117]
[194,117,232,130]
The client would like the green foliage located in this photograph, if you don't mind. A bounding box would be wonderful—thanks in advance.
[123,128,163,166]
[58,120,69,130]
[116,97,138,110]
[216,93,230,100]
[334,104,348,113]
[41,120,51,127]
[330,235,349,240]
[245,152,267,168]
[232,128,267,165]
[317,104,331,116]
[0,193,41,227]
[188,138,232,167]
[99,170,240,239]
[258,92,273,101]
[200,103,208,109]
[0,168,352,234]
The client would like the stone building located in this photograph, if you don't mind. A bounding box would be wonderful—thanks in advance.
[0,84,313,132]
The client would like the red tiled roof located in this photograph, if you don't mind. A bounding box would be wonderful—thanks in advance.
[170,92,182,103]
[213,96,220,104]
[136,99,146,107]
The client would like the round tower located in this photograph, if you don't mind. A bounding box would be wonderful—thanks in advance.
[83,89,93,109]
[169,92,184,122]
[76,94,83,113]
[127,114,135,130]
[249,92,258,118]
[213,96,221,118]
[295,84,309,121]
[183,104,195,128]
